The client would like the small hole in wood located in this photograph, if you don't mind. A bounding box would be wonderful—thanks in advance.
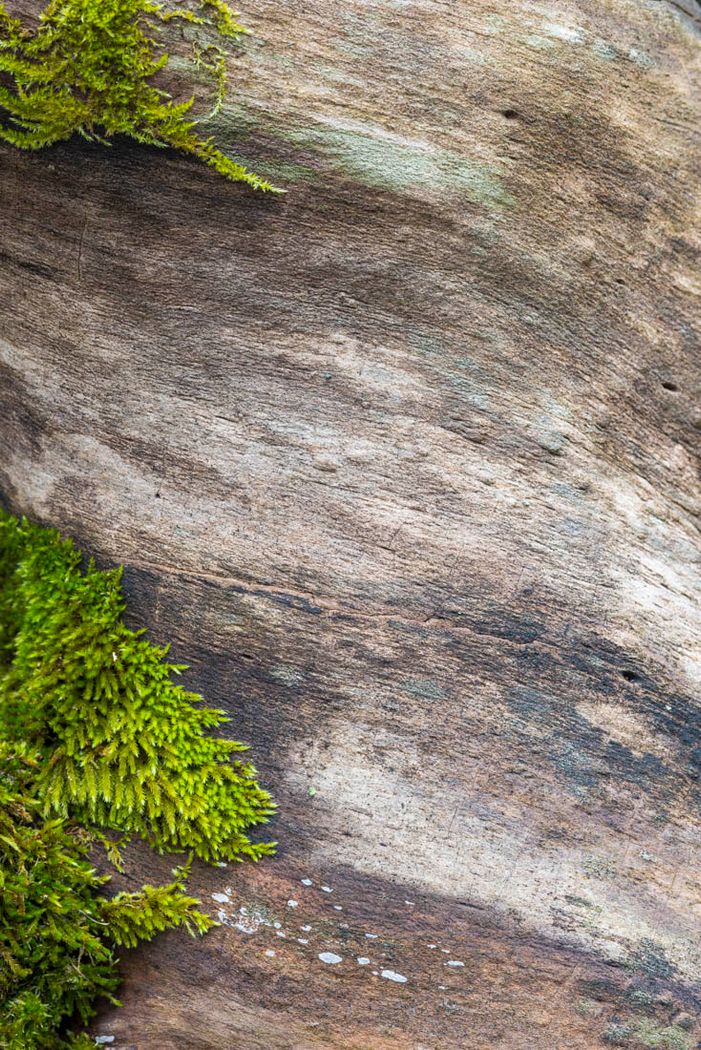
[621,669,639,683]
[662,381,678,392]
[502,108,520,120]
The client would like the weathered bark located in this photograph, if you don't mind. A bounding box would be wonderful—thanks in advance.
[1,1,700,1047]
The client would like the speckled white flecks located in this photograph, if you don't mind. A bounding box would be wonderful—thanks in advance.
[365,933,378,939]
[446,960,465,968]
[234,905,272,936]
[357,957,370,965]
[211,892,231,904]
[288,899,299,908]
[381,969,408,983]
[301,924,312,932]
[298,938,309,944]
[321,885,333,893]
[301,878,313,886]
[319,951,343,964]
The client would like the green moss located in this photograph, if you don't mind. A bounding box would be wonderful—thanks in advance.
[632,1021,692,1050]
[0,0,280,190]
[603,1021,693,1050]
[575,998,601,1018]
[604,1025,634,1046]
[0,510,275,1048]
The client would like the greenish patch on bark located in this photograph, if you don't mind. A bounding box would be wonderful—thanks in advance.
[282,119,514,206]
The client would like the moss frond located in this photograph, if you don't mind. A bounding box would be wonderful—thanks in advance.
[0,510,277,1047]
[0,510,276,860]
[0,0,281,190]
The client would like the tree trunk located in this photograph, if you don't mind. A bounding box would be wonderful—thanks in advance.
[1,1,700,1047]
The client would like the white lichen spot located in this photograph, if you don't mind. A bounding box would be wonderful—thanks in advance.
[216,909,230,925]
[318,952,343,965]
[365,933,378,940]
[628,47,653,68]
[446,960,465,968]
[381,969,408,983]
[543,22,584,43]
[265,949,276,958]
[427,944,437,949]
[321,885,333,893]
[214,861,228,868]
[234,905,272,936]
[273,921,282,929]
[276,931,286,938]
[298,938,309,945]
[211,892,231,904]
[333,905,343,911]
[405,900,415,906]
[357,957,370,965]
[591,38,617,60]
[301,924,312,932]
[526,34,556,49]
[301,878,313,886]
[94,1040,115,1047]
[288,900,299,908]
[234,918,257,935]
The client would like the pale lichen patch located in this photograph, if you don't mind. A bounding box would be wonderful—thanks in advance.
[381,969,408,983]
[577,700,673,761]
[282,117,514,207]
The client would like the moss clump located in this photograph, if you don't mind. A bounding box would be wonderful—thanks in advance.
[0,743,214,1049]
[632,1020,692,1050]
[603,1020,693,1050]
[0,0,280,190]
[0,510,275,1047]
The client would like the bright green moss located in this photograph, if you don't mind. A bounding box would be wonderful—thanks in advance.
[0,741,217,1048]
[0,0,280,190]
[0,510,276,1048]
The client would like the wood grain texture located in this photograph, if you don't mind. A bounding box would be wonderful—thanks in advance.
[1,0,700,1046]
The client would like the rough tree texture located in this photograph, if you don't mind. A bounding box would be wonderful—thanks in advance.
[1,1,700,1047]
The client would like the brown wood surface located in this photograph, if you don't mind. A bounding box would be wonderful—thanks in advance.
[1,1,701,1047]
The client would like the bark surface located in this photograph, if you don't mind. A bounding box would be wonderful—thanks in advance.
[1,1,700,1047]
